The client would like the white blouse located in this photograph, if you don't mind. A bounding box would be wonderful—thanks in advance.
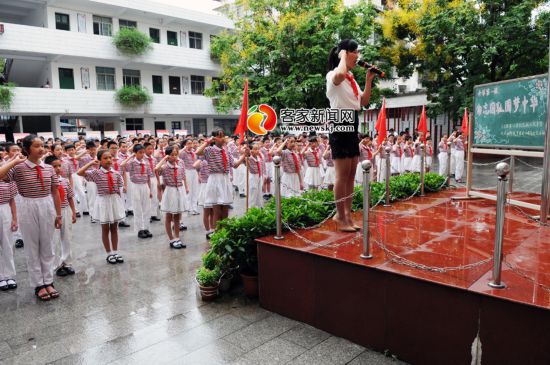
[325,70,362,110]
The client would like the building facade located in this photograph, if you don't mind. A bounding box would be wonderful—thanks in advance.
[0,0,238,140]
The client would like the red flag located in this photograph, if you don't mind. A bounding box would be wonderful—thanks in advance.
[417,104,428,143]
[375,98,387,146]
[461,107,469,137]
[233,79,248,143]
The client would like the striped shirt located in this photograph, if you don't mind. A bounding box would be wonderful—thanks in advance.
[281,149,300,174]
[248,156,263,175]
[84,167,124,196]
[227,143,240,160]
[63,157,78,176]
[78,154,94,168]
[125,158,152,184]
[179,149,197,170]
[6,160,59,198]
[0,180,17,205]
[438,141,448,153]
[304,148,321,167]
[454,138,465,151]
[58,176,74,209]
[324,149,334,167]
[158,162,185,187]
[111,157,122,172]
[144,155,157,177]
[260,146,272,162]
[198,159,209,183]
[204,145,234,174]
[359,144,371,161]
[403,144,413,158]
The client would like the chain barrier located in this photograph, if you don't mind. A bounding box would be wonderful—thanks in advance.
[279,182,360,205]
[464,157,511,167]
[425,176,449,192]
[282,219,361,248]
[503,259,550,295]
[516,158,544,170]
[370,191,386,210]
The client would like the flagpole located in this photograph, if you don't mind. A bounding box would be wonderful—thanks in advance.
[466,108,473,197]
[245,152,249,212]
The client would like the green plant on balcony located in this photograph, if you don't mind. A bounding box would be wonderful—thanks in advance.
[115,85,152,108]
[0,83,15,112]
[113,27,152,56]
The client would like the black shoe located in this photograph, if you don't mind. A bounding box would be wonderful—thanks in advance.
[127,210,134,216]
[15,239,23,248]
[76,212,81,218]
[206,232,214,240]
[228,205,234,210]
[83,212,89,216]
[151,216,161,222]
[239,193,246,198]
[64,266,75,275]
[145,230,153,238]
[119,222,130,228]
[179,224,187,231]
[56,267,69,277]
[6,279,17,290]
[138,230,148,239]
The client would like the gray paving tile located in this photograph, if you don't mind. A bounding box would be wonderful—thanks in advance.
[0,341,13,361]
[348,349,410,365]
[287,336,365,365]
[169,339,246,365]
[0,341,70,365]
[279,323,331,349]
[232,337,306,365]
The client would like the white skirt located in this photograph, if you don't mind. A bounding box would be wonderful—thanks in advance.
[93,194,126,224]
[355,163,363,184]
[198,183,207,207]
[390,156,401,175]
[402,157,412,172]
[160,186,187,214]
[323,166,336,185]
[426,156,433,168]
[204,173,234,207]
[304,166,323,187]
[281,172,301,197]
[265,161,273,180]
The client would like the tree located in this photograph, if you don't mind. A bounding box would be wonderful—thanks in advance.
[206,0,384,113]
[380,0,550,121]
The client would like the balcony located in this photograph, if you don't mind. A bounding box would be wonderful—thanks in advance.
[8,87,227,116]
[0,22,220,73]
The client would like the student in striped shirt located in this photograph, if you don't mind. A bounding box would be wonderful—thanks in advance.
[246,142,264,208]
[0,178,18,291]
[322,144,336,191]
[193,157,214,239]
[108,141,130,228]
[45,156,77,277]
[0,135,62,301]
[4,143,24,249]
[260,137,273,199]
[179,139,200,215]
[117,140,133,217]
[155,146,189,249]
[144,142,161,222]
[78,150,126,264]
[64,144,88,218]
[275,137,303,198]
[303,136,324,190]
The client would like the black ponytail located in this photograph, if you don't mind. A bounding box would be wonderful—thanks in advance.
[326,39,359,72]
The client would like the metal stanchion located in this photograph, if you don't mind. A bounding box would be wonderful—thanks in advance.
[273,156,283,240]
[508,155,515,194]
[446,141,452,186]
[488,162,510,289]
[384,146,391,207]
[360,160,373,259]
[420,143,426,196]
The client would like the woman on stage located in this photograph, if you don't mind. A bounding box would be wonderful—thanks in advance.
[326,39,376,232]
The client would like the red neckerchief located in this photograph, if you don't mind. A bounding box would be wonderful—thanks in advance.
[35,165,45,190]
[58,184,65,202]
[113,158,119,171]
[221,148,228,172]
[71,158,77,170]
[107,170,114,194]
[345,73,359,100]
[291,152,300,172]
[312,149,319,166]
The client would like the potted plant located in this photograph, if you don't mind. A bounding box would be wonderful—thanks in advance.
[196,266,221,301]
[112,27,152,56]
[0,82,15,112]
[115,85,152,108]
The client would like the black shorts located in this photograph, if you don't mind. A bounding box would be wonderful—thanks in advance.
[329,111,360,160]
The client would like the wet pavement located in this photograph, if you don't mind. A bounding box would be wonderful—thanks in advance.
[0,159,543,365]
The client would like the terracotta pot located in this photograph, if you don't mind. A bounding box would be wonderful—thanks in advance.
[240,272,258,298]
[198,283,218,301]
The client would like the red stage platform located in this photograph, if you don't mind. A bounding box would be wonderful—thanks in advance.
[256,189,550,365]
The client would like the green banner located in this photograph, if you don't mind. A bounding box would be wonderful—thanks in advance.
[473,74,547,150]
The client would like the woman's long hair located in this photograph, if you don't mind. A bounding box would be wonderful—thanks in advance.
[326,39,359,72]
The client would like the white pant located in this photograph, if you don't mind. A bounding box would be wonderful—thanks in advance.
[124,172,133,211]
[438,152,448,176]
[12,194,22,242]
[0,204,16,281]
[19,196,55,288]
[455,150,465,181]
[281,172,301,198]
[72,173,88,214]
[377,157,388,183]
[87,181,98,220]
[149,177,160,218]
[132,183,151,231]
[54,207,73,269]
[248,174,263,208]
[234,164,246,194]
[185,169,199,212]
[450,149,456,175]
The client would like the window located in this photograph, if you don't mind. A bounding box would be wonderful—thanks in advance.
[93,16,112,36]
[212,77,228,92]
[183,120,192,133]
[167,31,178,46]
[58,68,75,89]
[193,119,207,136]
[213,119,238,137]
[123,69,141,87]
[171,121,181,130]
[152,75,163,94]
[189,31,202,49]
[119,19,137,29]
[126,118,144,130]
[96,67,116,90]
[55,13,70,31]
[169,76,181,94]
[190,75,205,95]
[149,28,160,43]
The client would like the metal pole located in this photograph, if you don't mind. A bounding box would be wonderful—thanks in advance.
[420,143,425,196]
[273,156,283,240]
[361,160,373,259]
[446,141,452,186]
[508,155,514,195]
[384,146,391,207]
[540,38,550,223]
[488,162,510,289]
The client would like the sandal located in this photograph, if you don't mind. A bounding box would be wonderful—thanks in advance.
[106,254,117,264]
[115,254,124,263]
[6,279,17,290]
[35,286,51,301]
[45,284,60,299]
[170,240,183,249]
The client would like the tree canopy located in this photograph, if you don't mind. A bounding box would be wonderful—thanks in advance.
[380,0,550,120]
[206,0,385,113]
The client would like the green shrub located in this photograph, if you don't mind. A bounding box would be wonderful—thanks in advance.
[0,83,15,111]
[196,266,221,287]
[113,27,152,56]
[202,251,222,270]
[115,86,152,108]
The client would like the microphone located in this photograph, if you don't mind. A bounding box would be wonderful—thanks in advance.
[357,60,385,77]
